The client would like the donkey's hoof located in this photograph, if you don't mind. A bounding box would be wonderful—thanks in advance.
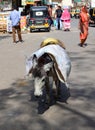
[38,104,49,114]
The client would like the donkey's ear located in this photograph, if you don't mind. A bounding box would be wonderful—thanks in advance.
[43,62,53,72]
[32,54,38,68]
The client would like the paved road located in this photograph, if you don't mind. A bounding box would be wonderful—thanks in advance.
[0,19,95,130]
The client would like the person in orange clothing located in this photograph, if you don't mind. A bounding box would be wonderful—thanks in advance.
[79,5,89,47]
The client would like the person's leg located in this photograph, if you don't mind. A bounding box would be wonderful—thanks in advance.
[80,29,85,46]
[80,33,88,47]
[12,27,16,43]
[54,19,56,27]
[59,19,62,30]
[56,18,58,29]
[80,24,88,46]
[48,19,51,30]
[58,18,60,30]
[65,21,71,31]
[17,25,23,42]
[63,21,67,31]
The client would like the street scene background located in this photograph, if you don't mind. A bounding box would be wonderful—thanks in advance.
[0,19,95,130]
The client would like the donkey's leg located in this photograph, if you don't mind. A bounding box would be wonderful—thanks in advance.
[56,82,71,103]
[37,78,50,114]
[45,77,51,105]
[54,78,61,100]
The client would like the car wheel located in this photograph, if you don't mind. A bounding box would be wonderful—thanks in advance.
[45,28,50,32]
[30,28,33,33]
[47,28,50,32]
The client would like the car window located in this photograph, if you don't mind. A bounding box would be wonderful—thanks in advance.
[89,8,95,17]
[36,11,43,16]
[30,10,48,18]
[93,8,95,16]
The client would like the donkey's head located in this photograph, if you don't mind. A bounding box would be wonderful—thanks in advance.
[32,54,53,97]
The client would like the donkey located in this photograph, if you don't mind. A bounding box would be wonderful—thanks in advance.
[30,53,60,105]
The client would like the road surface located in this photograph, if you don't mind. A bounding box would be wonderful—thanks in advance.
[0,19,95,130]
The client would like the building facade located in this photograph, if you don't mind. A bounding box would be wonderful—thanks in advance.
[0,0,22,11]
[62,0,72,7]
[0,0,46,11]
[0,0,91,11]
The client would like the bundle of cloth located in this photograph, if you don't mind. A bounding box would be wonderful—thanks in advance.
[26,38,71,84]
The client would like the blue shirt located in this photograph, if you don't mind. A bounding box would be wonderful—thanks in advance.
[10,9,21,26]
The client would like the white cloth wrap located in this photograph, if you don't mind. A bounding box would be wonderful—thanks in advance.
[26,45,71,83]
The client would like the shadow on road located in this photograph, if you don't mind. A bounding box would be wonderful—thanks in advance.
[0,49,95,130]
[0,35,11,41]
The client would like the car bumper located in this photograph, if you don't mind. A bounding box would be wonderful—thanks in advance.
[30,24,49,29]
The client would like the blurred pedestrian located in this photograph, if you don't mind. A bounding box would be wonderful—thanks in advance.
[61,7,71,31]
[48,5,53,27]
[10,5,23,43]
[54,5,62,30]
[79,5,89,47]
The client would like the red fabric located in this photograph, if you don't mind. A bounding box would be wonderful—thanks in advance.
[79,6,89,43]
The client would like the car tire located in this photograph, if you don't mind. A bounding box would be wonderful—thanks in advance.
[46,27,50,32]
[30,28,33,33]
[48,28,50,32]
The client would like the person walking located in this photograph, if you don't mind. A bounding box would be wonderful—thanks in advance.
[10,5,23,43]
[48,5,53,27]
[61,7,71,31]
[55,5,62,30]
[79,5,89,47]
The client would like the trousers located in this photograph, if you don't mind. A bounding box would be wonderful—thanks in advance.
[12,25,22,42]
[56,18,62,30]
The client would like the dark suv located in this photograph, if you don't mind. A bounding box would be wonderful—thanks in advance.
[29,6,50,32]
[89,8,95,26]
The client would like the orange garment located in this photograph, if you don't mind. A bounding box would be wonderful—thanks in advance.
[79,6,89,46]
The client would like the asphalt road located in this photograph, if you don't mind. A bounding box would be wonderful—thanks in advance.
[0,19,95,130]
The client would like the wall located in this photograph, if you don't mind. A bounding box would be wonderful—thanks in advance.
[62,0,73,7]
[0,0,12,11]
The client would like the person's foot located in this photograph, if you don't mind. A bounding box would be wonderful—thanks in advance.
[67,29,70,31]
[64,29,67,31]
[19,40,24,43]
[80,44,83,47]
[13,41,18,44]
[84,43,87,46]
[78,43,84,47]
